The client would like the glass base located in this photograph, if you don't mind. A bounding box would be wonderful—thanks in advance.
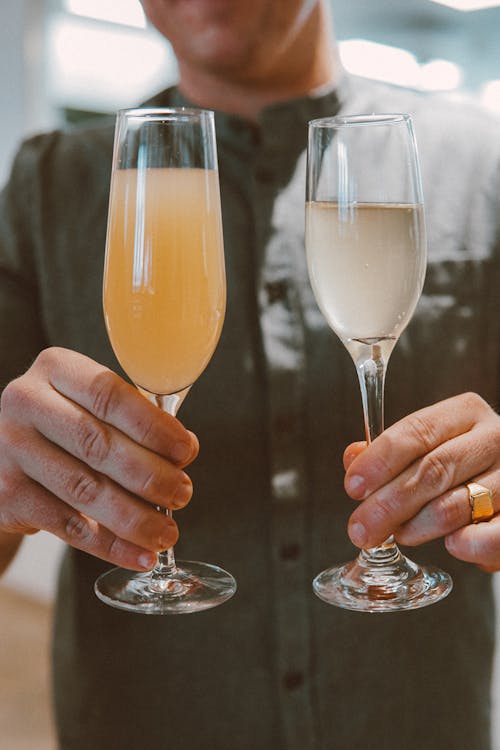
[313,548,452,613]
[95,560,236,615]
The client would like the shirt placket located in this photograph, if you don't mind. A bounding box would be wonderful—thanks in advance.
[253,127,317,750]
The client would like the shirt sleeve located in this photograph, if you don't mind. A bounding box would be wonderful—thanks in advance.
[0,137,50,390]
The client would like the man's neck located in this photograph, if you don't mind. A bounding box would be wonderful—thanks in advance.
[176,5,340,121]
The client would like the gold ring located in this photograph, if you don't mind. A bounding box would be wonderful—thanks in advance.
[467,482,494,524]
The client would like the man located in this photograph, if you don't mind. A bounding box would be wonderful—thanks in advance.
[0,1,499,748]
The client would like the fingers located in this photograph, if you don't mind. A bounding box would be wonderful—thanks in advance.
[395,472,499,546]
[10,426,180,551]
[8,382,194,511]
[0,425,181,566]
[28,348,199,465]
[344,393,491,500]
[1,349,196,511]
[0,474,165,572]
[348,424,498,547]
[445,515,500,571]
[0,347,201,569]
[344,393,500,549]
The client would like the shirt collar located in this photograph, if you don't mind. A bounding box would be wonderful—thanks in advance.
[141,77,346,151]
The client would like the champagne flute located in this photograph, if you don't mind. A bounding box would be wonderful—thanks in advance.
[94,107,236,614]
[305,114,452,612]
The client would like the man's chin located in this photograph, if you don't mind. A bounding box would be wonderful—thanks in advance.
[181,35,257,77]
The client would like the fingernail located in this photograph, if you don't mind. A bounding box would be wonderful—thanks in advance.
[138,551,157,570]
[346,475,366,499]
[349,521,367,547]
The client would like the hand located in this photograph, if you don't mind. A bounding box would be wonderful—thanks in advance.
[343,392,500,571]
[0,347,198,574]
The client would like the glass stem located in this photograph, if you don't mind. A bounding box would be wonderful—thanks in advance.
[140,389,190,586]
[151,542,177,585]
[355,343,398,562]
[357,343,385,444]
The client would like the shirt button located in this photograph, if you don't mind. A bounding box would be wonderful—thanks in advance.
[264,280,287,304]
[280,543,302,561]
[283,671,305,691]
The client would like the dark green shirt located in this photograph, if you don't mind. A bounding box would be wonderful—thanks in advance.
[1,76,499,749]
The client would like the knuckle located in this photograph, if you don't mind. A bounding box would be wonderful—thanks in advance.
[457,391,497,425]
[123,511,158,547]
[0,488,25,533]
[105,534,123,562]
[405,413,439,453]
[0,423,37,467]
[418,450,453,493]
[138,467,164,501]
[119,510,142,541]
[0,379,18,413]
[435,492,464,530]
[370,494,397,527]
[460,391,488,415]
[488,420,500,444]
[0,377,33,415]
[0,421,14,455]
[67,471,101,508]
[33,347,56,370]
[64,511,126,564]
[75,415,112,465]
[369,452,394,482]
[65,513,96,547]
[136,416,157,447]
[33,346,68,377]
[88,370,121,422]
[0,469,23,499]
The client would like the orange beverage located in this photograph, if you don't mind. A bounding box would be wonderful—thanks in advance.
[103,167,225,395]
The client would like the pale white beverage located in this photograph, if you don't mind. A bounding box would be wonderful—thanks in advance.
[307,113,452,612]
[305,202,426,344]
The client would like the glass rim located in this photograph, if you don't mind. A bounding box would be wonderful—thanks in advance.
[309,113,411,128]
[117,106,214,122]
